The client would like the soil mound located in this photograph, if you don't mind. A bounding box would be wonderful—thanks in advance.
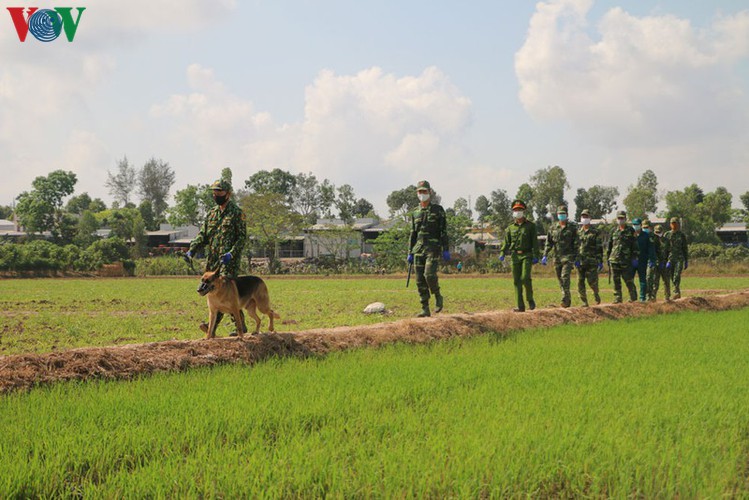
[2,292,748,394]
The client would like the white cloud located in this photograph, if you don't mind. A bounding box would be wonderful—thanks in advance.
[515,1,749,148]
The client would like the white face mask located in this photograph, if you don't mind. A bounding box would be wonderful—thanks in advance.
[512,210,524,219]
[417,192,430,202]
[580,217,591,226]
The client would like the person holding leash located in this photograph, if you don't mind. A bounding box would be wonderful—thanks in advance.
[499,199,540,312]
[407,180,450,318]
[187,179,247,278]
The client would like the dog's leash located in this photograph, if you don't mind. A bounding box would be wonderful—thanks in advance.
[182,253,199,275]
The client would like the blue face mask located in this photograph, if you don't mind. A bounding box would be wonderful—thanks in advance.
[558,214,567,222]
[633,225,641,231]
[643,228,649,234]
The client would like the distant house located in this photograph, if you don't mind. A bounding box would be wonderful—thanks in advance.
[146,224,199,250]
[716,222,748,245]
[304,218,380,259]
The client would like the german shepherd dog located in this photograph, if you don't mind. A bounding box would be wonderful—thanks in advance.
[197,271,280,338]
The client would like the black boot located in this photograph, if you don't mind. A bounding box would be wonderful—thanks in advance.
[434,294,443,313]
[417,306,431,317]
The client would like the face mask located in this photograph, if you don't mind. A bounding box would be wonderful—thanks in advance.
[643,228,649,234]
[417,193,430,202]
[617,218,626,227]
[580,217,591,226]
[213,194,227,205]
[558,214,567,222]
[513,211,524,219]
[633,225,641,231]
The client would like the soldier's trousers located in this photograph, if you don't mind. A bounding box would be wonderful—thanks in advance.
[554,260,574,306]
[611,263,637,303]
[512,256,534,309]
[634,264,648,301]
[670,260,685,297]
[648,265,670,300]
[414,252,441,305]
[577,263,600,306]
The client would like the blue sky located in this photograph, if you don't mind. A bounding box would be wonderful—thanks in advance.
[1,0,748,217]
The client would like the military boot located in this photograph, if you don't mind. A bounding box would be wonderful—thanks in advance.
[434,294,444,313]
[417,302,431,317]
[528,300,536,311]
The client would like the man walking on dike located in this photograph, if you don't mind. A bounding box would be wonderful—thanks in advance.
[664,217,688,299]
[499,199,540,312]
[606,210,638,303]
[407,180,449,318]
[187,179,247,278]
[633,218,656,302]
[542,205,578,307]
[576,209,603,307]
[648,224,671,301]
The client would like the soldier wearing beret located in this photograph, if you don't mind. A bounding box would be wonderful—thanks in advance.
[576,209,603,306]
[542,204,579,307]
[187,178,247,278]
[408,180,449,317]
[648,224,671,301]
[499,199,540,312]
[606,210,638,303]
[664,217,688,299]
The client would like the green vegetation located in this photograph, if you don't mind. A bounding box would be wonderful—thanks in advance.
[2,310,749,497]
[1,276,747,356]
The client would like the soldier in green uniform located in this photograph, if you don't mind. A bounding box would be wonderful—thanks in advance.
[542,205,578,307]
[187,179,247,278]
[633,218,656,302]
[664,217,688,299]
[499,200,540,312]
[648,224,671,301]
[576,209,603,307]
[606,210,638,303]
[408,180,450,317]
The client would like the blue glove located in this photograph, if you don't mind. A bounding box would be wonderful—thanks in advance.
[648,260,655,269]
[597,262,604,272]
[666,261,672,269]
[632,258,638,268]
[442,251,451,262]
[221,252,232,265]
[574,260,581,268]
[185,250,193,259]
[532,257,539,265]
[541,256,548,266]
[499,255,505,262]
[684,261,688,270]
[407,254,414,264]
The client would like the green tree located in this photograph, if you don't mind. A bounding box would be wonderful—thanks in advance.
[664,184,731,243]
[318,179,336,218]
[88,198,107,213]
[387,185,418,219]
[474,195,491,222]
[291,172,322,224]
[105,156,137,206]
[167,184,212,227]
[623,170,658,219]
[529,165,570,227]
[138,157,175,223]
[372,219,410,271]
[740,191,749,222]
[0,205,13,219]
[353,198,375,218]
[65,192,92,214]
[244,168,297,204]
[74,210,100,248]
[335,184,357,224]
[573,185,619,220]
[15,170,77,239]
[489,189,512,232]
[445,211,471,252]
[452,197,472,219]
[138,200,158,231]
[239,192,304,273]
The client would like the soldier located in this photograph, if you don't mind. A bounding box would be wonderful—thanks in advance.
[632,218,656,302]
[648,224,671,301]
[407,180,450,317]
[542,205,578,307]
[499,200,540,312]
[187,179,247,278]
[576,209,603,307]
[606,210,638,303]
[664,217,689,299]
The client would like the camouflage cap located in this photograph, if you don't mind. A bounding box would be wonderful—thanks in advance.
[642,219,651,228]
[512,199,526,210]
[632,217,642,225]
[670,217,680,224]
[616,210,627,219]
[580,209,591,217]
[556,205,568,214]
[210,179,232,192]
[654,224,663,234]
[416,180,431,191]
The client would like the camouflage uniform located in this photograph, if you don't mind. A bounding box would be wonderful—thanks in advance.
[544,205,578,307]
[648,225,671,301]
[500,200,540,312]
[606,211,638,303]
[664,217,688,299]
[633,218,656,302]
[576,210,602,306]
[409,180,449,316]
[189,180,247,278]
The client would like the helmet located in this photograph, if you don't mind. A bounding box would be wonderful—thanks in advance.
[210,179,232,192]
[632,217,642,225]
[512,199,526,210]
[556,205,568,214]
[416,180,431,191]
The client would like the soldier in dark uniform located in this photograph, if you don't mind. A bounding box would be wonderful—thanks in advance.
[542,205,578,307]
[576,209,603,307]
[633,218,656,302]
[408,180,449,317]
[499,200,540,312]
[606,210,638,303]
[187,179,247,278]
[648,224,671,301]
[664,217,689,299]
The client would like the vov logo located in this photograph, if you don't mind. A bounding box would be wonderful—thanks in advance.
[7,7,85,42]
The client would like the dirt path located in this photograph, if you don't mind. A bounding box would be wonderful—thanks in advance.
[1,292,748,394]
